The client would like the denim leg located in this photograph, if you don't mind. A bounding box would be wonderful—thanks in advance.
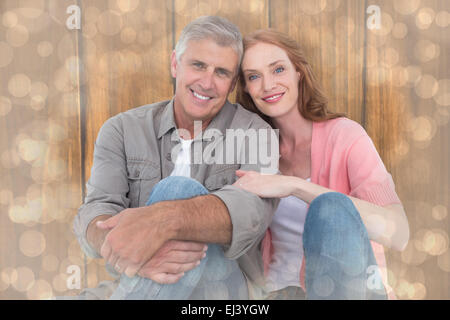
[303,192,387,300]
[109,176,248,300]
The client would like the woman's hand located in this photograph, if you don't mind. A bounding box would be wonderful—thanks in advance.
[233,170,293,198]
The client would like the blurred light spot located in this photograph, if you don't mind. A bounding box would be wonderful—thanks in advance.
[19,230,46,257]
[414,40,440,63]
[435,11,450,28]
[401,241,427,266]
[27,279,53,300]
[382,47,399,67]
[18,139,46,162]
[394,139,409,156]
[394,0,420,15]
[433,79,450,106]
[16,0,45,18]
[414,74,438,99]
[121,27,136,44]
[11,266,35,292]
[97,10,123,36]
[137,30,153,46]
[52,273,69,292]
[37,41,53,58]
[392,23,408,39]
[409,116,436,142]
[82,22,97,39]
[422,229,448,256]
[432,205,448,221]
[6,25,29,47]
[0,96,12,116]
[116,0,140,12]
[437,249,450,272]
[2,11,18,28]
[416,8,435,30]
[0,41,14,67]
[298,0,326,15]
[8,73,31,98]
[410,282,426,300]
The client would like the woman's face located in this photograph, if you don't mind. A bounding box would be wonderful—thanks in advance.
[241,42,301,119]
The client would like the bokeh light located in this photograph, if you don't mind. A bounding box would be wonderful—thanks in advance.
[19,230,46,257]
[394,0,421,15]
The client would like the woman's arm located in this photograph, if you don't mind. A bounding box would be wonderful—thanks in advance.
[234,170,410,251]
[287,176,410,252]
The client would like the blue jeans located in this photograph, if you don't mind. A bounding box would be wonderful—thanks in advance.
[109,176,248,300]
[303,192,387,300]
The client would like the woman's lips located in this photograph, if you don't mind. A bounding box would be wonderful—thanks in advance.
[262,92,284,103]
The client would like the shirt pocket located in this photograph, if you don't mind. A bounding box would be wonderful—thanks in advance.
[126,160,160,207]
[204,164,240,192]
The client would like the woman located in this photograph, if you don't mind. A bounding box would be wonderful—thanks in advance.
[234,29,409,300]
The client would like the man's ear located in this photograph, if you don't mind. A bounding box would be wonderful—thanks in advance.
[170,50,177,78]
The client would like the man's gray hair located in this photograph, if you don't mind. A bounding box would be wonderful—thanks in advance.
[175,16,243,67]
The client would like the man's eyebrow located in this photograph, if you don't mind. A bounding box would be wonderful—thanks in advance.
[243,59,286,72]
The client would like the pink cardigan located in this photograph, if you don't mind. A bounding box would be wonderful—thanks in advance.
[261,117,401,299]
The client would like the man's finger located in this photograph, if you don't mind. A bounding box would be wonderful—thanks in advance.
[168,240,207,252]
[165,250,206,264]
[149,272,185,284]
[96,214,120,229]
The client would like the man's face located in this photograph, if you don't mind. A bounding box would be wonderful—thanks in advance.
[171,39,239,128]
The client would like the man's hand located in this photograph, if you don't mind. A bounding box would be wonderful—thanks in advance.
[138,240,207,284]
[96,204,178,278]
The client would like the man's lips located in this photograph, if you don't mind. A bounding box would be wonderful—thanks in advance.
[190,89,213,101]
[262,92,284,103]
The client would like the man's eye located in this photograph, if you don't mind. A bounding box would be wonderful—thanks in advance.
[275,66,284,74]
[193,62,204,69]
[216,69,229,77]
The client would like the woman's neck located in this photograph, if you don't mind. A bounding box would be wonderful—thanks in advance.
[272,107,313,149]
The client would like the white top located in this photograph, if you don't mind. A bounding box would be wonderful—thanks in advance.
[170,138,193,178]
[265,178,310,292]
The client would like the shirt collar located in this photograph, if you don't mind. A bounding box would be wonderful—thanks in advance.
[157,97,233,141]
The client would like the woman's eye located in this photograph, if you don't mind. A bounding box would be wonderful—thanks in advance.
[248,74,258,81]
[275,66,284,74]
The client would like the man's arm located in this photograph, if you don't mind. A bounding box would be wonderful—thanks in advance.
[97,194,233,277]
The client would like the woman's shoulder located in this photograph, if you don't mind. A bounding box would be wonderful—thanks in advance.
[316,117,367,140]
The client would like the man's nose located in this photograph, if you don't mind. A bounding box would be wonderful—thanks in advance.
[198,69,214,90]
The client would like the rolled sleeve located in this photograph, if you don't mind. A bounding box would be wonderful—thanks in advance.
[212,185,279,260]
[73,116,131,258]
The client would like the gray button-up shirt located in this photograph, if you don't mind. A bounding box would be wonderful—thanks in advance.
[73,98,279,297]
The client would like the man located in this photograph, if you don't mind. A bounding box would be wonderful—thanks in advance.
[73,16,279,300]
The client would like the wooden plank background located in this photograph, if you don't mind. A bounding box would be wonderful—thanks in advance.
[0,0,448,299]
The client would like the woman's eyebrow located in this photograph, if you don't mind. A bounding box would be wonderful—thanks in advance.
[242,59,286,72]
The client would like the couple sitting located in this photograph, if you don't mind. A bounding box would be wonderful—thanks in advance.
[73,16,409,300]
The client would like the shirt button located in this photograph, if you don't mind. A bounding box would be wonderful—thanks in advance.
[166,153,171,161]
[221,177,227,185]
[135,170,140,178]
